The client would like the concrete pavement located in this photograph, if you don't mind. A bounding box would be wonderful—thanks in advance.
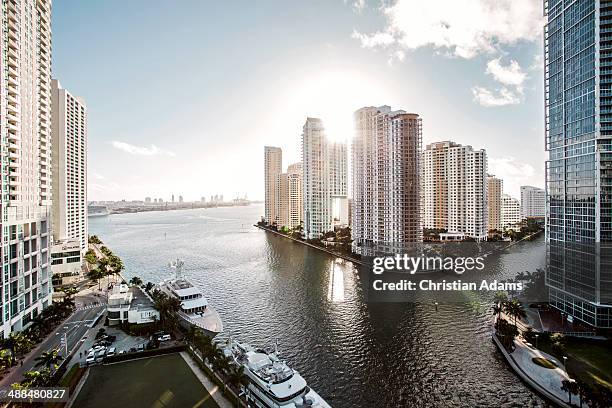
[0,305,104,387]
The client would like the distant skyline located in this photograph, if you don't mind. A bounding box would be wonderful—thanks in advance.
[53,0,544,201]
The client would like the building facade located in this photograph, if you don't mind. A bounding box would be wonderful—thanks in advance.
[302,118,347,239]
[0,0,53,335]
[487,175,503,231]
[520,185,545,219]
[422,141,488,240]
[51,79,87,256]
[501,194,521,229]
[544,0,612,328]
[264,146,282,225]
[352,106,422,254]
[277,162,303,230]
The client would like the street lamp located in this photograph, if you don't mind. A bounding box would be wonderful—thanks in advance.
[563,356,568,370]
[534,334,539,349]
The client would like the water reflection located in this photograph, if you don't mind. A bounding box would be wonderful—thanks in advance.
[90,205,546,407]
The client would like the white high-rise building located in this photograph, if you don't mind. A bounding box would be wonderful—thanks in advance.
[422,142,488,240]
[501,194,521,228]
[1,0,53,335]
[302,118,347,239]
[51,80,88,254]
[264,146,282,225]
[520,186,545,219]
[277,162,303,230]
[352,106,422,253]
[487,175,503,231]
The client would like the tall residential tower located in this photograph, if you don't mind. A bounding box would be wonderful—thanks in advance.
[264,146,282,225]
[422,141,488,240]
[51,79,88,254]
[487,175,503,231]
[0,0,53,335]
[302,118,347,239]
[352,106,422,254]
[544,0,612,327]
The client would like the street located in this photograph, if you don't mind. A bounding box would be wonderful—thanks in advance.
[0,304,104,387]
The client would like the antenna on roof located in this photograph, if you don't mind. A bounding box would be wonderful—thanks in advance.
[170,258,184,279]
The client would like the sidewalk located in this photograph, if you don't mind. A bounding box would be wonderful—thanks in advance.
[180,351,234,408]
[493,334,576,407]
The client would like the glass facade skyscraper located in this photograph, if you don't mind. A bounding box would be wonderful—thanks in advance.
[544,0,612,328]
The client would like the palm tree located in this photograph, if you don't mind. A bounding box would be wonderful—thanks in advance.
[185,324,198,344]
[493,291,508,306]
[88,268,105,290]
[561,379,578,405]
[0,349,12,370]
[21,368,51,387]
[34,348,63,372]
[503,299,526,326]
[226,364,249,402]
[130,276,143,287]
[88,235,102,245]
[492,304,502,323]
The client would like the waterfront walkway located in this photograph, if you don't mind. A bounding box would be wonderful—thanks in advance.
[255,225,363,266]
[493,334,576,407]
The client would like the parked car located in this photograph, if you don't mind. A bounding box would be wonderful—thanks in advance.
[157,334,171,342]
[85,352,96,365]
[106,347,116,357]
[136,344,145,352]
[95,349,106,362]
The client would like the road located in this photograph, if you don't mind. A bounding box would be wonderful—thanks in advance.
[0,305,104,387]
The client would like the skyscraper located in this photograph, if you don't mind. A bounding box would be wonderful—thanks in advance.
[520,186,545,219]
[421,141,488,240]
[501,194,521,229]
[264,146,282,225]
[1,0,53,335]
[352,106,422,254]
[277,162,303,230]
[487,175,503,231]
[51,80,88,254]
[302,118,347,239]
[544,0,612,327]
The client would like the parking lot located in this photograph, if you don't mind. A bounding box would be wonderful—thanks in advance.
[74,323,148,366]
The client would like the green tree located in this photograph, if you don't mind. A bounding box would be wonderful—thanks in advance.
[561,379,578,405]
[34,348,63,371]
[502,299,526,326]
[129,276,143,286]
[88,235,102,244]
[88,268,105,290]
[21,368,52,387]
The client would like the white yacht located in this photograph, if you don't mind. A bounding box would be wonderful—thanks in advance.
[158,259,223,338]
[223,339,332,408]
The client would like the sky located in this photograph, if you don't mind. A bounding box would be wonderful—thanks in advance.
[52,0,545,202]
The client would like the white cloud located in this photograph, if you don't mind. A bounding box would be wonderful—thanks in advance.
[471,86,520,107]
[351,30,395,48]
[530,54,544,71]
[485,58,527,89]
[345,0,366,13]
[472,58,527,107]
[489,156,541,198]
[352,0,543,59]
[111,141,175,157]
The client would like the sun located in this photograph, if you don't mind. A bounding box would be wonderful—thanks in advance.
[286,69,390,143]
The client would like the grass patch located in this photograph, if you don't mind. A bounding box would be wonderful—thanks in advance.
[538,340,612,391]
[72,353,219,408]
[532,357,557,369]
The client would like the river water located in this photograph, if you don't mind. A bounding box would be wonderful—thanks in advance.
[89,204,548,407]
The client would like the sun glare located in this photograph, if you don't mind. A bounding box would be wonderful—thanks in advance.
[287,70,389,143]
